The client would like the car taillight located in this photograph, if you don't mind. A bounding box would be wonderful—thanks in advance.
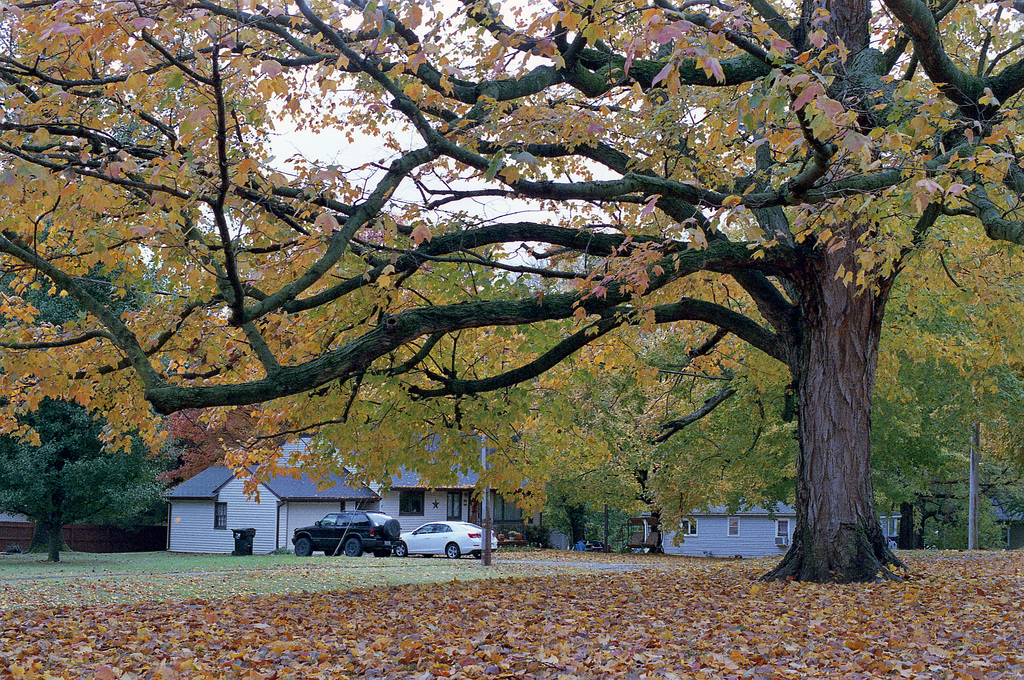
[369,527,376,536]
[467,532,481,539]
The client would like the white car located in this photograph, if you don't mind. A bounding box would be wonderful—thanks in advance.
[393,521,499,559]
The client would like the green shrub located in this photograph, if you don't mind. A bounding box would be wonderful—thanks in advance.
[520,524,551,548]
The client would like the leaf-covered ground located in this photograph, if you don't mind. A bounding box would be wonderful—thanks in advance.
[3,551,1023,678]
[1,550,666,609]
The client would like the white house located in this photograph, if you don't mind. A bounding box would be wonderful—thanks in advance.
[658,506,900,558]
[165,440,531,554]
[372,469,524,534]
[165,465,381,554]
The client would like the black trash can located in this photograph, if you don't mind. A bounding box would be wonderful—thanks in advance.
[231,527,256,556]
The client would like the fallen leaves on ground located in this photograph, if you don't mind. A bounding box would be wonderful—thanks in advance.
[2,551,1023,679]
[0,552,606,609]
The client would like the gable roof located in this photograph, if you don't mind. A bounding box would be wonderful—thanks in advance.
[263,472,380,502]
[388,468,480,490]
[165,466,236,500]
[166,466,380,502]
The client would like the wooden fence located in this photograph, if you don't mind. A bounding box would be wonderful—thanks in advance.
[0,522,166,553]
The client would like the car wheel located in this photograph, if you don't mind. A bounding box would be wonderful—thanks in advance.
[382,518,402,541]
[445,542,461,559]
[294,537,313,557]
[393,541,408,558]
[343,536,363,557]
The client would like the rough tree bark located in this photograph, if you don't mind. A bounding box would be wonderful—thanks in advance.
[763,228,906,582]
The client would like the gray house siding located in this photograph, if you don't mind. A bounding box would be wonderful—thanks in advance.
[376,488,469,532]
[167,477,281,554]
[663,513,793,558]
[661,507,795,558]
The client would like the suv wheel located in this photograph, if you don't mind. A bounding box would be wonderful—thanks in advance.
[382,518,402,541]
[343,536,363,557]
[394,541,408,558]
[294,537,313,557]
[445,542,461,559]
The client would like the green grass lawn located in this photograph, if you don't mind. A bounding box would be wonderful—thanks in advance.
[0,549,680,609]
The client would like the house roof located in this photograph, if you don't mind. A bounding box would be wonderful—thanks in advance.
[165,466,236,500]
[685,505,797,517]
[263,472,380,502]
[388,467,480,490]
[166,466,380,502]
[992,498,1024,522]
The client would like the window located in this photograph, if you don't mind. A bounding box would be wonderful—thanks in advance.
[447,491,462,521]
[339,501,346,512]
[777,520,789,538]
[728,518,739,536]
[493,495,522,522]
[214,502,227,530]
[682,519,698,535]
[399,490,425,516]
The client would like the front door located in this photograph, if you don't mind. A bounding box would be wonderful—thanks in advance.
[447,491,462,521]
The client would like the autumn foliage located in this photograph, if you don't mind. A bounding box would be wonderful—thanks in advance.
[162,409,260,483]
[2,552,1023,678]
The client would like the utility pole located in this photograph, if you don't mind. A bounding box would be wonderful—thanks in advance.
[482,446,493,566]
[604,504,610,553]
[968,423,981,550]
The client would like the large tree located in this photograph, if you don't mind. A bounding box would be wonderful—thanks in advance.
[1,0,1023,581]
[0,399,166,562]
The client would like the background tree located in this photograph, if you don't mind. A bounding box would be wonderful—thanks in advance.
[162,408,260,484]
[522,329,796,550]
[0,398,167,562]
[2,0,1024,581]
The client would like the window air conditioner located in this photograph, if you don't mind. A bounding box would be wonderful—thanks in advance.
[775,536,789,546]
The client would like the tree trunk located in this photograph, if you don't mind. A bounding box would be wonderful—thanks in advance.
[763,229,905,582]
[898,501,916,550]
[30,522,64,562]
[566,505,587,546]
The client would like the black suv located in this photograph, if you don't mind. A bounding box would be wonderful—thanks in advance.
[292,511,402,557]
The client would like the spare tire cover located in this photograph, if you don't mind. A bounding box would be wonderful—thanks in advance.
[383,518,402,540]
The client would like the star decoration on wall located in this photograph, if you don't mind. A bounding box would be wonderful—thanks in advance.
[432,500,440,508]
